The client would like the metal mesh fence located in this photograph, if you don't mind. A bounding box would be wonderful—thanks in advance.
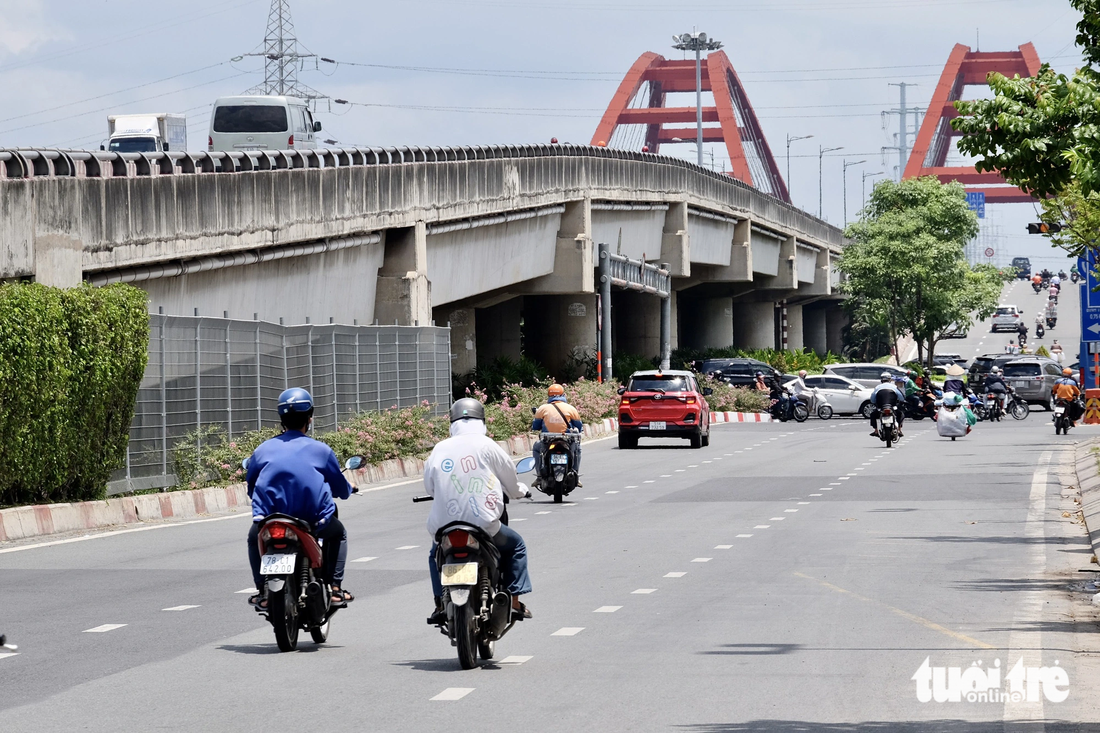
[112,315,451,494]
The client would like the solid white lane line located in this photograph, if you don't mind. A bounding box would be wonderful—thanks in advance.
[162,605,200,612]
[552,627,585,636]
[664,572,687,578]
[498,655,533,665]
[736,534,753,538]
[715,544,733,549]
[754,525,771,529]
[351,556,377,563]
[632,588,657,594]
[83,624,126,633]
[395,545,419,550]
[594,606,622,613]
[536,511,551,515]
[432,688,475,701]
[692,557,712,563]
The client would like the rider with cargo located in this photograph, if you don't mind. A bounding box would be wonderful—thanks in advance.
[531,384,584,488]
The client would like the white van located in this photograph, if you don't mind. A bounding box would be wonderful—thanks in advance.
[208,95,320,152]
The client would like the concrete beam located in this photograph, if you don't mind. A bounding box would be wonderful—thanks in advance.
[519,198,594,294]
[756,234,797,291]
[684,217,752,285]
[660,201,690,277]
[375,223,432,326]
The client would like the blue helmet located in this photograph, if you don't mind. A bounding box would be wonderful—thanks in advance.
[277,387,314,417]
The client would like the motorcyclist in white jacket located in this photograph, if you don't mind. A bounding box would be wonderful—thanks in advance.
[424,398,533,625]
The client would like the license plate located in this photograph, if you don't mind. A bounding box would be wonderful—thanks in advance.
[1055,407,1065,416]
[550,453,569,465]
[441,562,478,586]
[260,553,296,575]
[1014,381,1028,388]
[649,421,667,430]
[881,416,894,426]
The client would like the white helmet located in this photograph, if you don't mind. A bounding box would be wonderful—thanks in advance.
[991,366,1001,375]
[879,372,892,382]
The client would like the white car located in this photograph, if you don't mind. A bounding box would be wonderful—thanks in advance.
[801,374,875,418]
[208,95,320,153]
[823,363,908,389]
[990,305,1022,333]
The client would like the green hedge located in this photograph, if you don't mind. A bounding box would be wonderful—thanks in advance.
[0,283,148,507]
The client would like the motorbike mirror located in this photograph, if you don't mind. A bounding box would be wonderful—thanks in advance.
[617,386,626,395]
[703,387,714,396]
[515,457,536,474]
[240,458,250,471]
[345,456,363,471]
[530,407,537,415]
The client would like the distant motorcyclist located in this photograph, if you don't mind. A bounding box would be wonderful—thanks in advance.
[531,384,584,488]
[1051,273,1062,288]
[424,398,533,625]
[1051,339,1064,364]
[1016,321,1028,348]
[870,372,904,438]
[1035,312,1045,338]
[1004,340,1019,355]
[983,366,1010,414]
[245,388,355,609]
[753,371,769,392]
[1052,368,1083,427]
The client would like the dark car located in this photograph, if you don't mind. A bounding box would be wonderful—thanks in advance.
[967,353,1026,389]
[1012,256,1031,279]
[698,358,780,387]
[618,370,712,449]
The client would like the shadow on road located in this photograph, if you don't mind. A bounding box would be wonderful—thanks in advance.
[675,721,1092,732]
[392,658,480,672]
[698,643,803,656]
[217,643,336,655]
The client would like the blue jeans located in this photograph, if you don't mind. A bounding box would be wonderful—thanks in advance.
[428,523,532,599]
[533,437,581,477]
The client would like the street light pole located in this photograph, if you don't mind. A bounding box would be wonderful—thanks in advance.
[786,134,813,203]
[674,30,723,167]
[842,159,865,227]
[818,145,843,219]
[862,170,884,214]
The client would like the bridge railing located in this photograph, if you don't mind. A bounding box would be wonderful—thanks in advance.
[110,314,451,495]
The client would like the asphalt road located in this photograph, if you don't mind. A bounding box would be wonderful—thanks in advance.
[4,409,1100,731]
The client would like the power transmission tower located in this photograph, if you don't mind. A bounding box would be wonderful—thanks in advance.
[244,0,324,102]
[880,82,921,180]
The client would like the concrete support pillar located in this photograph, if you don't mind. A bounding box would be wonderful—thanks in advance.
[669,289,680,350]
[523,294,596,378]
[679,296,734,350]
[786,303,804,351]
[825,305,847,355]
[612,291,662,361]
[734,301,776,349]
[476,299,523,364]
[439,306,477,377]
[34,234,83,288]
[660,202,690,277]
[375,223,432,326]
[804,306,828,356]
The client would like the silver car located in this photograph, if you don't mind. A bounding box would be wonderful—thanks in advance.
[802,374,876,417]
[990,305,1022,333]
[824,363,908,389]
[1003,358,1063,409]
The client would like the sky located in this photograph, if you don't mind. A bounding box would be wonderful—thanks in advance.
[0,0,1087,268]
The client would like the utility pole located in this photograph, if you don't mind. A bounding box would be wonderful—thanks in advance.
[819,145,843,219]
[673,30,723,166]
[244,0,324,102]
[881,82,920,180]
[842,159,866,227]
[862,170,884,213]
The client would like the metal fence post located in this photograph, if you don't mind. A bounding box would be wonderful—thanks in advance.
[281,330,288,391]
[255,323,262,431]
[332,327,339,429]
[375,330,381,410]
[415,329,421,406]
[225,319,233,439]
[195,319,202,450]
[159,315,167,476]
[308,325,315,399]
[355,329,362,414]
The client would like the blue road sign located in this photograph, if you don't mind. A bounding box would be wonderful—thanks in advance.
[966,191,986,219]
[1081,250,1100,342]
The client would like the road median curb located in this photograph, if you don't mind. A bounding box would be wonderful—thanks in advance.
[1074,437,1100,560]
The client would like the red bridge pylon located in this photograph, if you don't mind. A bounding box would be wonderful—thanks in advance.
[591,51,789,203]
[903,43,1042,204]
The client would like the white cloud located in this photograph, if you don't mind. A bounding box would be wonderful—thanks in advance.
[0,0,67,57]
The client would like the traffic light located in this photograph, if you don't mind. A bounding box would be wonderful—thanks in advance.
[1027,222,1063,234]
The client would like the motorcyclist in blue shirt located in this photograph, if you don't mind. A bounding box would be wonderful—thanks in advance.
[245,388,356,609]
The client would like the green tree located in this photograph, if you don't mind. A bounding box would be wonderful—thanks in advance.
[839,177,990,367]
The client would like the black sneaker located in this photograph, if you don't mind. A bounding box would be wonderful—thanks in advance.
[512,602,533,621]
[427,597,446,625]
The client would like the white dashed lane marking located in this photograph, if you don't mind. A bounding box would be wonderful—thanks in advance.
[432,688,475,701]
[584,497,599,501]
[625,485,638,489]
[632,588,657,594]
[754,525,771,529]
[396,546,419,550]
[809,494,822,497]
[798,501,811,505]
[594,606,622,613]
[644,480,655,484]
[606,491,620,494]
[784,509,798,513]
[736,534,753,538]
[512,518,528,521]
[498,655,533,665]
[83,624,127,633]
[235,588,255,594]
[692,557,712,563]
[552,627,585,636]
[536,511,552,515]
[715,544,733,549]
[665,572,687,578]
[351,557,377,563]
[162,605,200,612]
[0,653,19,662]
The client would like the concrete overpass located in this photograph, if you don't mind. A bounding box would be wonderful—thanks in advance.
[0,145,847,376]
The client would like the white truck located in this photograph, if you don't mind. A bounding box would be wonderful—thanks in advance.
[105,113,187,153]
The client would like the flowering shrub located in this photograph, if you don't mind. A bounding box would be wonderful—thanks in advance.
[698,375,770,413]
[174,425,281,489]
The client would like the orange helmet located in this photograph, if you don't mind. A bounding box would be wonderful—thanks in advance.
[1063,368,1073,376]
[548,384,565,397]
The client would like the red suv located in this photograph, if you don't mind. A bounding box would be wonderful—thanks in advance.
[617,370,712,449]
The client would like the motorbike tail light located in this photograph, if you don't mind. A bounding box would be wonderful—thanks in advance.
[269,525,287,540]
[449,530,469,548]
